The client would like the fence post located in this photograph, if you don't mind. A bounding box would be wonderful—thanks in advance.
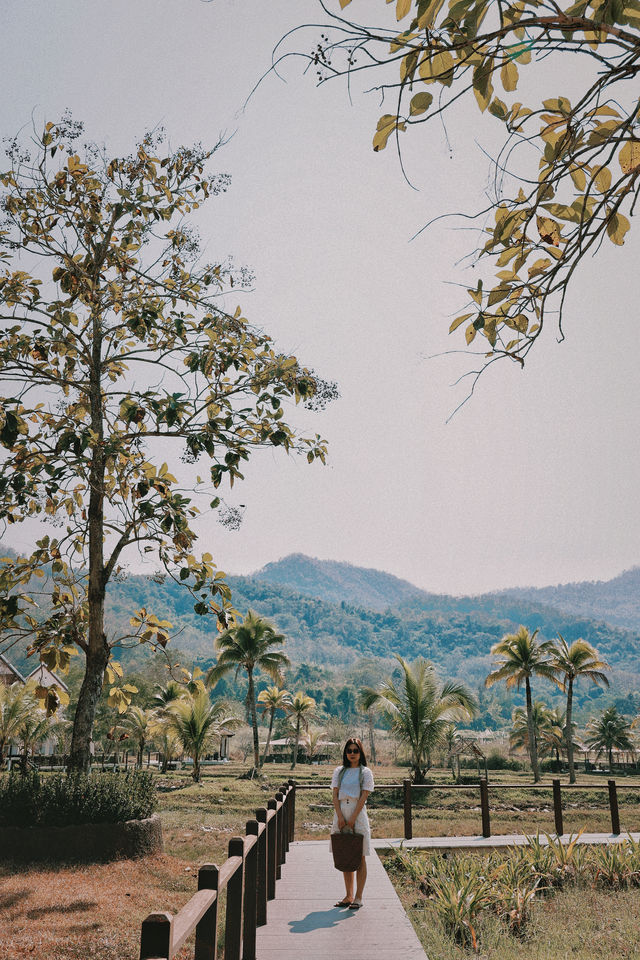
[552,779,563,836]
[243,823,259,960]
[608,779,620,835]
[255,808,268,925]
[479,778,491,838]
[403,779,413,841]
[225,837,245,960]
[266,799,278,898]
[195,864,219,960]
[140,912,172,960]
[275,791,285,876]
[288,780,296,842]
[279,786,290,855]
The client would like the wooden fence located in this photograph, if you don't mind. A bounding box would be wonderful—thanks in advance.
[139,781,295,960]
[294,778,638,840]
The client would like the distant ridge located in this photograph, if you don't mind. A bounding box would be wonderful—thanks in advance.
[251,553,429,611]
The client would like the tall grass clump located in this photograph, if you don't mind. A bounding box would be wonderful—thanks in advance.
[386,833,640,953]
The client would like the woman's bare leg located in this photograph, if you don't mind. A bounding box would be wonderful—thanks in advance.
[343,870,355,900]
[354,857,367,900]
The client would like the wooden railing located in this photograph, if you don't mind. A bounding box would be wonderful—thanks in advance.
[294,778,639,841]
[139,780,296,960]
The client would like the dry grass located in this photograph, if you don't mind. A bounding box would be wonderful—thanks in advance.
[2,763,639,959]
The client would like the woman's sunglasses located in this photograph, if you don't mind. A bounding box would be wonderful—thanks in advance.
[346,747,360,754]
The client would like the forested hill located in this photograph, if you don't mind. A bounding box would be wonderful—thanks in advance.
[3,549,640,699]
[497,567,640,633]
[252,554,426,610]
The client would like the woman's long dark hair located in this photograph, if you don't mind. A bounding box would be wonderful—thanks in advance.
[342,737,367,768]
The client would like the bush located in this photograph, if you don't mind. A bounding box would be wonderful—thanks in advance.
[485,752,524,771]
[0,771,156,828]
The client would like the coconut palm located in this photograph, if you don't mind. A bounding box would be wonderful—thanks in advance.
[16,708,52,773]
[257,686,291,768]
[151,680,187,771]
[485,626,559,782]
[362,656,476,783]
[167,690,242,782]
[358,689,379,765]
[509,701,563,760]
[0,682,36,769]
[549,635,610,783]
[287,692,316,770]
[151,680,185,710]
[301,727,326,763]
[207,611,289,775]
[125,705,156,768]
[585,706,634,772]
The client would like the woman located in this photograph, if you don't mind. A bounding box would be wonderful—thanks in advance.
[330,736,374,910]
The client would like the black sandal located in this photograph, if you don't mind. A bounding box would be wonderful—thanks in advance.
[334,898,353,907]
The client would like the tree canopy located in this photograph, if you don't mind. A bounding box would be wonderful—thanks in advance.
[0,116,332,769]
[290,0,640,385]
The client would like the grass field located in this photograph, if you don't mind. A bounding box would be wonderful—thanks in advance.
[2,763,640,959]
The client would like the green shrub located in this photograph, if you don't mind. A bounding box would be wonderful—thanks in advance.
[0,771,156,828]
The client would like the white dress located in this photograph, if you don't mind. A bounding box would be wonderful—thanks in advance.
[329,764,374,857]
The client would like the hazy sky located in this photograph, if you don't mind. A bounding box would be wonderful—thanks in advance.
[1,0,638,595]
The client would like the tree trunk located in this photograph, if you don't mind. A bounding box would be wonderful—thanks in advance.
[368,710,376,764]
[247,668,260,773]
[566,678,576,784]
[291,717,300,770]
[261,709,275,769]
[69,315,107,773]
[525,678,540,782]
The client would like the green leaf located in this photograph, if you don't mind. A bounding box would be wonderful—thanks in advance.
[410,92,433,116]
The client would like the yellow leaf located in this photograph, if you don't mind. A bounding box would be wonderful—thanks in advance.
[619,140,640,175]
[528,258,552,278]
[373,115,406,152]
[396,0,412,18]
[449,312,473,333]
[592,165,612,192]
[536,216,561,246]
[501,60,518,92]
[569,165,586,191]
[606,212,631,245]
[465,324,477,345]
[339,0,352,7]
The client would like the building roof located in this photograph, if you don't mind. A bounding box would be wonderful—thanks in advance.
[0,653,26,685]
[25,663,70,693]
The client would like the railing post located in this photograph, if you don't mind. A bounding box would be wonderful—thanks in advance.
[403,779,413,841]
[552,779,563,836]
[275,791,284,877]
[195,864,219,960]
[279,786,290,855]
[225,837,245,960]
[255,808,268,925]
[608,779,620,835]
[479,778,491,838]
[288,779,296,842]
[243,822,259,960]
[140,912,172,960]
[266,799,277,898]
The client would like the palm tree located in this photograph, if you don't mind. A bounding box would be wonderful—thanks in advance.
[287,692,316,770]
[17,708,52,773]
[549,635,610,783]
[485,626,559,782]
[585,706,634,772]
[509,701,563,763]
[151,680,187,772]
[0,682,35,769]
[125,705,156,768]
[257,686,291,768]
[362,656,476,783]
[357,689,379,765]
[167,690,242,782]
[207,611,289,775]
[301,727,326,763]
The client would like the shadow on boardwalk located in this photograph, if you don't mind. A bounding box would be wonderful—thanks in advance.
[255,839,427,960]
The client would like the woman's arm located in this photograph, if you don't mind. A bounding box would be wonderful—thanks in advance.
[345,789,370,829]
[332,787,346,829]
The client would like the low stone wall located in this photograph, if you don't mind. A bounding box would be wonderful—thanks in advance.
[0,813,163,862]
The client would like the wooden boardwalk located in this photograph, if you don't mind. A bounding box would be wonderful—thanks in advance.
[255,840,428,960]
[373,830,640,851]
